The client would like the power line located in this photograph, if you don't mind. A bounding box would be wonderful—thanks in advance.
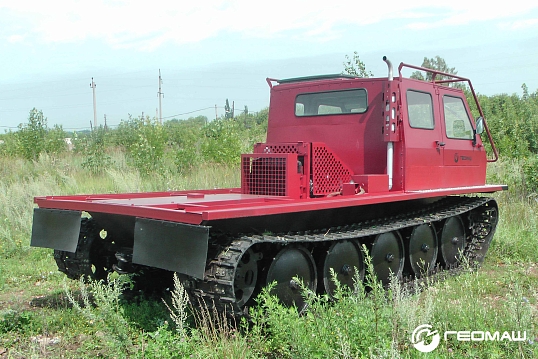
[162,107,216,119]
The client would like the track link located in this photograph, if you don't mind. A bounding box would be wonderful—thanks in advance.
[54,218,112,281]
[54,218,99,280]
[192,196,498,316]
[52,196,499,316]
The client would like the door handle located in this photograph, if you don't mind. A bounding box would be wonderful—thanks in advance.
[436,141,445,148]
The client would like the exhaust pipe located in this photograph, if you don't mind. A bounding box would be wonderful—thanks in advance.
[383,56,394,190]
[383,56,393,81]
[387,142,393,190]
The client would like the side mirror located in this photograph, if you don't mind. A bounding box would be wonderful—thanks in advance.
[475,117,485,135]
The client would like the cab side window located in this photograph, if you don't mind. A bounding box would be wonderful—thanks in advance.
[443,96,474,140]
[407,90,434,129]
[295,89,367,117]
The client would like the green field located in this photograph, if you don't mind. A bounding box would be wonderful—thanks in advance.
[1,86,538,357]
[0,150,536,358]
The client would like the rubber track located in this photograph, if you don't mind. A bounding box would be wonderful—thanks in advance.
[54,218,97,280]
[192,196,498,316]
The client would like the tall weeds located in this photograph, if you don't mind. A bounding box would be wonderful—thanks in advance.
[64,275,133,357]
[0,150,536,358]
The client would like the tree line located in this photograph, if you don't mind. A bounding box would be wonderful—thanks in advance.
[1,55,537,185]
[0,107,268,176]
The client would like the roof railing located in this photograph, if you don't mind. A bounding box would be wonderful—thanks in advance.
[398,62,499,162]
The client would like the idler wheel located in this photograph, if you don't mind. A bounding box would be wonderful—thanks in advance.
[371,231,404,286]
[233,248,259,307]
[408,224,438,276]
[266,245,317,310]
[440,215,466,267]
[322,240,364,297]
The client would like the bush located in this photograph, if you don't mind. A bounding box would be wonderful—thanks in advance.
[0,131,19,157]
[523,156,538,193]
[16,108,48,160]
[129,118,165,176]
[478,86,538,159]
[164,117,204,174]
[113,116,166,176]
[0,310,40,334]
[44,124,67,155]
[3,109,67,160]
[79,127,113,174]
[201,118,242,165]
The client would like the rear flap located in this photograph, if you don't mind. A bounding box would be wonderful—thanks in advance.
[133,218,210,279]
[31,208,82,252]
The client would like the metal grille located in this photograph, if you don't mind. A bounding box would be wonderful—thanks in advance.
[254,143,301,154]
[312,144,352,195]
[241,155,287,196]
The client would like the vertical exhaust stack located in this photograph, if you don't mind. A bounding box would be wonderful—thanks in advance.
[383,56,394,190]
[383,56,393,81]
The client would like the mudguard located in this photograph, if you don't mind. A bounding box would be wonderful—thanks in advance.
[133,218,210,279]
[30,208,82,252]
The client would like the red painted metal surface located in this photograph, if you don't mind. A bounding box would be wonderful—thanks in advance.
[398,62,499,162]
[263,73,490,193]
[251,142,310,199]
[34,65,506,225]
[266,78,388,177]
[34,184,506,225]
[311,142,353,196]
[241,153,304,199]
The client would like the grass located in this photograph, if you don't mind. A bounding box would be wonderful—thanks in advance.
[0,153,537,358]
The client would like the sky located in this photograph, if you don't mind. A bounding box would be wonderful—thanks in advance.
[1,0,537,131]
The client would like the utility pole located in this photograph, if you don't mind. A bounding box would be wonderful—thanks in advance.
[104,114,107,130]
[215,104,218,121]
[158,69,164,125]
[90,78,97,129]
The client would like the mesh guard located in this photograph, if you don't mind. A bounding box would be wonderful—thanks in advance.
[312,143,353,196]
[241,153,302,199]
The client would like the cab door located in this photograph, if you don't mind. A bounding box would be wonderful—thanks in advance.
[437,87,486,187]
[401,86,444,191]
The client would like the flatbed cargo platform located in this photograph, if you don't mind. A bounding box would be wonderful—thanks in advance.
[34,184,506,225]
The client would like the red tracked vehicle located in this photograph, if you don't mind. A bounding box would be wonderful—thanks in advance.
[31,57,506,312]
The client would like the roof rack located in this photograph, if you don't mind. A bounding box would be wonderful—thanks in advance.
[266,74,357,88]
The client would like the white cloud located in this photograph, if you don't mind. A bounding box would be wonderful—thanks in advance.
[7,34,25,43]
[499,18,538,30]
[1,0,537,50]
[404,3,538,30]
